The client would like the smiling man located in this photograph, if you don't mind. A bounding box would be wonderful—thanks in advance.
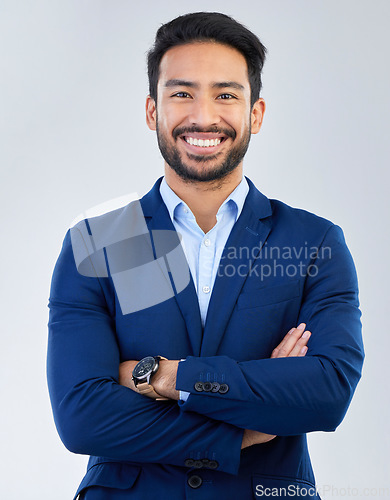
[47,12,364,500]
[152,42,257,185]
[148,40,264,233]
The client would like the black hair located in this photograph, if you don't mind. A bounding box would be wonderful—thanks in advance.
[147,12,267,107]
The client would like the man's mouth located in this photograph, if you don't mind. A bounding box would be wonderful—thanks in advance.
[179,133,228,153]
[184,137,222,147]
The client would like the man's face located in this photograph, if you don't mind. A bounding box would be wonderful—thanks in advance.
[146,42,264,183]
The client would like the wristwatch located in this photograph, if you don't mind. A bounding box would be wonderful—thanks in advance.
[132,355,169,400]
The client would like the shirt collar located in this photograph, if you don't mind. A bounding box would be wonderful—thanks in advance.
[160,176,249,223]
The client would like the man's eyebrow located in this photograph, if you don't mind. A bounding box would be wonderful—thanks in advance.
[163,80,245,91]
[212,81,245,91]
[164,79,199,89]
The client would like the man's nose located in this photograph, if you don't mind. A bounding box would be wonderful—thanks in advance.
[187,97,220,127]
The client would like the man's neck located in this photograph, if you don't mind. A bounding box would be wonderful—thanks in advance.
[164,165,243,233]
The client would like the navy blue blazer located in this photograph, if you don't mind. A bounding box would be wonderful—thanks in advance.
[47,177,364,499]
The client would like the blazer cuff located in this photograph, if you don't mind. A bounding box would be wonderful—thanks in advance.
[176,355,234,397]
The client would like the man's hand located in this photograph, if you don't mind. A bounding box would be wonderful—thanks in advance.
[241,428,276,449]
[118,359,180,400]
[118,360,138,391]
[271,322,311,359]
[118,323,311,448]
[152,360,180,400]
[241,323,311,449]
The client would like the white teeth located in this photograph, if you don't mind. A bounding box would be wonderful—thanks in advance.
[185,137,222,147]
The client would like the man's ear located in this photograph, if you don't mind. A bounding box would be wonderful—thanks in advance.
[146,95,157,131]
[250,98,266,134]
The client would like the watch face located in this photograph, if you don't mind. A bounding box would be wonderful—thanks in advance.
[133,356,156,379]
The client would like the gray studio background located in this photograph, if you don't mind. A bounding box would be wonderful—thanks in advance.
[1,1,389,498]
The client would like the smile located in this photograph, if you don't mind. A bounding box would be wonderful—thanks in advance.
[184,137,222,147]
[179,133,228,154]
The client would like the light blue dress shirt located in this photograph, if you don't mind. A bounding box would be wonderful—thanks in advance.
[160,176,250,401]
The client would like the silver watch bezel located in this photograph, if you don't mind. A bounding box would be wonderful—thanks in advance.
[132,356,160,386]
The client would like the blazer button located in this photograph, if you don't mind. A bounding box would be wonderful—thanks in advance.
[218,383,229,394]
[208,460,219,469]
[194,381,204,392]
[188,475,203,489]
[211,382,220,392]
[194,460,203,468]
[184,459,195,468]
[203,381,212,392]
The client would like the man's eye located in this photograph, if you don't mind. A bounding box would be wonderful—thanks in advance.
[217,94,235,100]
[172,92,191,98]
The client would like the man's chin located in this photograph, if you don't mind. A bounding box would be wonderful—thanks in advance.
[186,152,220,163]
[168,161,236,183]
[158,133,246,183]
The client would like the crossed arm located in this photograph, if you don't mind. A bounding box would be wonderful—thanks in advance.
[48,225,363,473]
[118,323,311,449]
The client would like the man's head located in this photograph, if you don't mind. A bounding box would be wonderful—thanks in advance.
[145,13,267,184]
[147,12,267,108]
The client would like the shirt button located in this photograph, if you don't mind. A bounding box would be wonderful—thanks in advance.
[183,207,189,213]
[202,286,210,294]
[204,238,211,247]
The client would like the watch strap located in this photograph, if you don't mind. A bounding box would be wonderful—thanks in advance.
[156,355,168,361]
[136,381,169,401]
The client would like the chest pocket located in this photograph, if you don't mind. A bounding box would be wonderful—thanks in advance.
[237,280,300,310]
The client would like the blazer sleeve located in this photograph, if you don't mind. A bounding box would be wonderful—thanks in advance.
[47,230,243,475]
[176,224,364,435]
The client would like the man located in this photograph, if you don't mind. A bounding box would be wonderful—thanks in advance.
[47,12,364,500]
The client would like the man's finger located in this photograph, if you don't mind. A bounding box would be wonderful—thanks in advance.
[288,331,311,357]
[270,329,294,357]
[271,323,306,358]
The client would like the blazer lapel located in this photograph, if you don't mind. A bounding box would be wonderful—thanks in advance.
[140,178,203,356]
[200,179,273,356]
